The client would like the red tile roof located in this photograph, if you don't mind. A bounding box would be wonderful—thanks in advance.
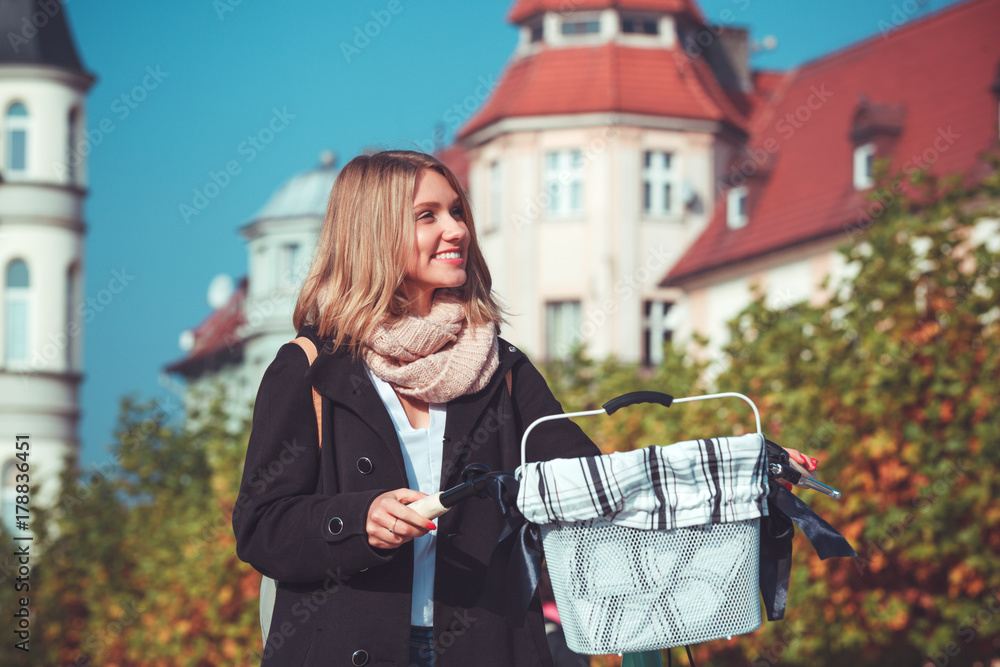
[508,0,703,23]
[165,278,247,377]
[458,42,751,139]
[666,0,1000,284]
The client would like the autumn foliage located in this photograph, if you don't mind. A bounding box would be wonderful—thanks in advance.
[0,395,262,667]
[542,159,1000,666]
[0,161,997,666]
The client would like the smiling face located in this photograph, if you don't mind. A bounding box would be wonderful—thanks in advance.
[402,168,471,315]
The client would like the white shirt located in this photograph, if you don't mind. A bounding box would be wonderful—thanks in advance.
[366,365,445,628]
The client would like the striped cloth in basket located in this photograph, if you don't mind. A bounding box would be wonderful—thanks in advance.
[516,433,769,530]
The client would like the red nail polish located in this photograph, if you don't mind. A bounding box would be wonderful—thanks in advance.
[427,522,436,530]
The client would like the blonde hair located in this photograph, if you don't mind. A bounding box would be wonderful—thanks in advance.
[293,150,505,353]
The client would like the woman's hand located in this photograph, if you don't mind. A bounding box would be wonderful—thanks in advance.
[779,448,820,490]
[783,448,819,473]
[366,488,437,549]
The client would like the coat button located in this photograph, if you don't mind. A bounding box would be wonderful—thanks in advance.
[328,517,344,535]
[352,649,369,665]
[357,457,373,474]
[508,345,516,352]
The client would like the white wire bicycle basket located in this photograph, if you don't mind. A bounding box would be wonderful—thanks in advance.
[518,391,767,655]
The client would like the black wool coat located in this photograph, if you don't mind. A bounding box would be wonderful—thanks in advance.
[232,327,600,667]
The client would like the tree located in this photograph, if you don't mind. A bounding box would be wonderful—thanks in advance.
[0,394,263,666]
[542,158,1000,666]
[3,159,995,666]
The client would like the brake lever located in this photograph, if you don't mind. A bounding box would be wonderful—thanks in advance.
[765,440,843,500]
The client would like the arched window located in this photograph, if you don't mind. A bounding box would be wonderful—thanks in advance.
[4,259,30,366]
[6,102,29,178]
[67,107,79,184]
[1,461,18,535]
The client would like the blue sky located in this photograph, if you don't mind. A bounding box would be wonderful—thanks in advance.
[69,0,967,467]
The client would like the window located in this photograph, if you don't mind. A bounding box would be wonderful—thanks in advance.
[5,259,30,366]
[66,266,74,369]
[642,150,678,216]
[727,186,749,229]
[279,243,301,287]
[543,150,583,217]
[1,461,18,535]
[530,22,544,42]
[253,245,268,293]
[6,103,28,178]
[488,161,502,233]
[67,108,79,184]
[642,301,674,366]
[545,301,582,360]
[622,16,659,35]
[853,142,876,190]
[561,20,600,35]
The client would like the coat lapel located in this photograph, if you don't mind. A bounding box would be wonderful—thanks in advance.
[306,348,409,481]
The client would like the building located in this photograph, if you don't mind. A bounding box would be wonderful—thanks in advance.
[165,154,338,424]
[443,0,1000,367]
[165,0,1000,416]
[456,0,755,365]
[0,1,95,534]
[662,0,1000,353]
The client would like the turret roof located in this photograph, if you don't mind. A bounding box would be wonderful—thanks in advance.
[0,0,87,72]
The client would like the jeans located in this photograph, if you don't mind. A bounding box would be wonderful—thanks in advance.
[408,626,434,667]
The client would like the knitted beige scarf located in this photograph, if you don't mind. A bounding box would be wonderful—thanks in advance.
[362,290,499,404]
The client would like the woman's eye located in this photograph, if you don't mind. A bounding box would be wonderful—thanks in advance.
[416,211,434,221]
[451,208,464,219]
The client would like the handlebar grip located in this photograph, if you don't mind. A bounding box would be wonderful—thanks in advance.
[408,493,449,520]
[602,391,675,415]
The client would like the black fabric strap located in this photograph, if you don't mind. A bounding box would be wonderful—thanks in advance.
[759,483,857,620]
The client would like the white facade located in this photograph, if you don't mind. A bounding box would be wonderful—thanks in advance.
[0,55,94,533]
[469,123,732,362]
[460,4,746,364]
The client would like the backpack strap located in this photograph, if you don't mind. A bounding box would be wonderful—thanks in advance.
[290,337,323,449]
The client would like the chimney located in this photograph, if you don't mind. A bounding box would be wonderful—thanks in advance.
[712,25,752,93]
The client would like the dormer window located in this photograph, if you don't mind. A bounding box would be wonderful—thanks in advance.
[561,19,600,36]
[529,21,543,42]
[853,142,876,190]
[622,16,659,35]
[850,98,903,189]
[727,186,748,229]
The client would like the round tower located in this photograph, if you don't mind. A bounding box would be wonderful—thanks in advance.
[0,1,94,534]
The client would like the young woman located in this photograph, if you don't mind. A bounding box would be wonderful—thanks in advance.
[232,150,601,666]
[232,150,820,666]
